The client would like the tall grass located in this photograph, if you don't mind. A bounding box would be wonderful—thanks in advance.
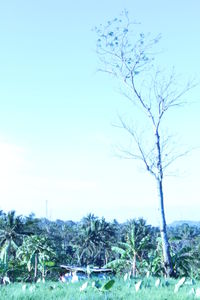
[0,277,198,299]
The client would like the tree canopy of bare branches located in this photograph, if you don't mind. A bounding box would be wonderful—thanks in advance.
[95,11,195,277]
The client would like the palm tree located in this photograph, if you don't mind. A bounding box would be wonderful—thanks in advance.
[107,219,153,276]
[72,214,102,266]
[169,224,200,277]
[72,214,117,267]
[17,235,55,282]
[45,219,76,265]
[0,211,25,267]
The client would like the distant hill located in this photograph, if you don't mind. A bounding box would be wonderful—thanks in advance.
[169,220,200,227]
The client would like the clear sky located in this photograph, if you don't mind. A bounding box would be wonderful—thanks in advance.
[0,0,199,225]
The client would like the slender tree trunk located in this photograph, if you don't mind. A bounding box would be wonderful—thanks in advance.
[132,253,136,277]
[157,178,173,277]
[155,130,173,277]
[34,254,38,282]
[105,251,108,266]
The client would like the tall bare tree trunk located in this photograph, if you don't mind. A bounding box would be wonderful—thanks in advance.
[156,130,173,276]
[157,178,173,276]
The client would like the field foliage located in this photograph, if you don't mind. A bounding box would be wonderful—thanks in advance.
[0,277,199,300]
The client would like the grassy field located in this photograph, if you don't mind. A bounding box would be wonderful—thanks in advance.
[0,277,198,299]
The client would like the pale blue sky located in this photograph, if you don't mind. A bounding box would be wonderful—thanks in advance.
[0,0,199,225]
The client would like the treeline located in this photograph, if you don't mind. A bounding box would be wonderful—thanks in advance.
[0,210,200,282]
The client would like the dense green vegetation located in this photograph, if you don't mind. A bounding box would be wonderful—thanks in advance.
[0,210,200,284]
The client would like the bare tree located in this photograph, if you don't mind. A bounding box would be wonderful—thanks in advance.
[95,11,194,277]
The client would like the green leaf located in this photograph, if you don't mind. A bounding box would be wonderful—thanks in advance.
[101,279,115,291]
[44,261,55,267]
